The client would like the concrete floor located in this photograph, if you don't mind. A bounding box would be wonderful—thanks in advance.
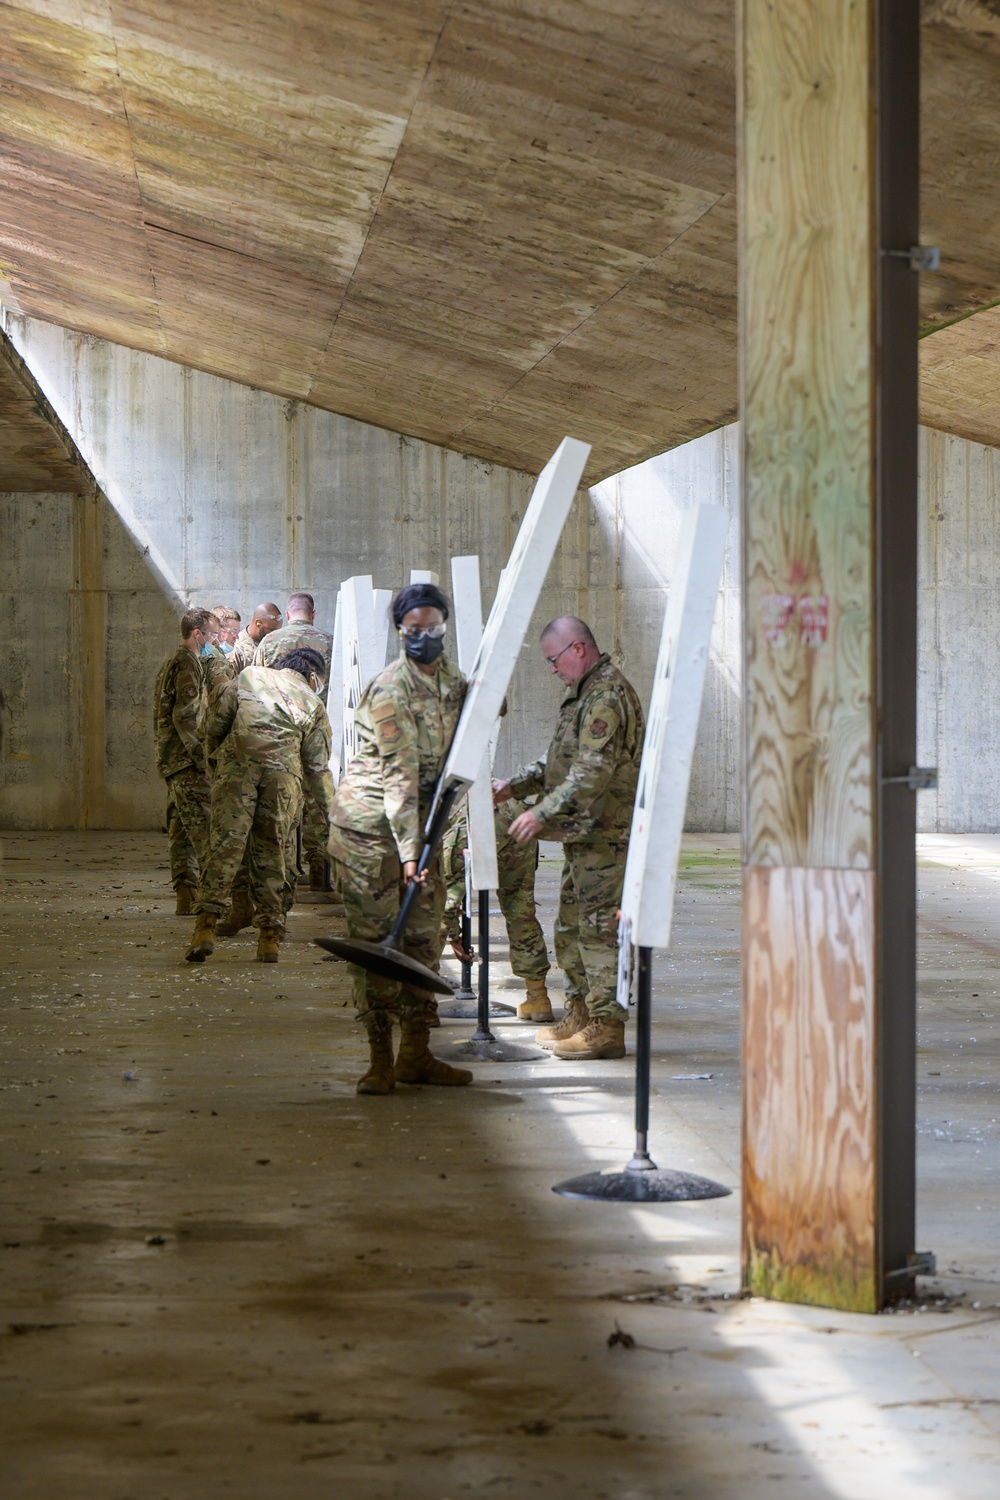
[0,831,998,1499]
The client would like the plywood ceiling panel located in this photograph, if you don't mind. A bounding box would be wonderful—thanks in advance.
[0,0,998,480]
[0,330,89,491]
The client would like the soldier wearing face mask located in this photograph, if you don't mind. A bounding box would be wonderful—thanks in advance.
[328,582,473,1095]
[153,608,217,909]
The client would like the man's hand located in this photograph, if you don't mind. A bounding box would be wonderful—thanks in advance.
[449,938,478,963]
[402,860,428,885]
[508,808,543,843]
[492,778,513,805]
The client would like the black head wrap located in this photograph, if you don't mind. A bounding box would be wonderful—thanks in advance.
[391,582,451,627]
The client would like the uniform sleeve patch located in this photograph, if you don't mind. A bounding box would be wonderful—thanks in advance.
[371,696,397,722]
[376,716,400,743]
[588,718,608,738]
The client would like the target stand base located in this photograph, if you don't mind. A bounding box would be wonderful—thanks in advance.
[436,995,516,1021]
[439,1032,549,1063]
[552,1164,731,1203]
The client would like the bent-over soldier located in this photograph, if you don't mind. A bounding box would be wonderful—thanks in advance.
[254,591,334,889]
[494,616,643,1060]
[186,647,334,964]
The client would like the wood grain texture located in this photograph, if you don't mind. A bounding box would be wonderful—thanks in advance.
[0,330,88,491]
[742,865,877,1312]
[740,0,875,870]
[0,2,998,477]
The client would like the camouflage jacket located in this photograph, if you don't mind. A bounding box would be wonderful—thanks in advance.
[154,645,208,779]
[331,653,467,863]
[252,621,333,699]
[509,654,644,844]
[207,666,335,818]
[229,627,258,674]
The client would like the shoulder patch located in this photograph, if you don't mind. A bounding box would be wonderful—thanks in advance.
[371,695,398,722]
[375,716,400,744]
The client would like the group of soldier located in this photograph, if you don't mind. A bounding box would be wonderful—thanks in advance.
[153,581,643,1095]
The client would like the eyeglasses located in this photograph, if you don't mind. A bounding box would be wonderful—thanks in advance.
[399,624,447,641]
[545,640,580,667]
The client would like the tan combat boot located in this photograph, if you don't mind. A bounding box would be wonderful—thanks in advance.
[216,891,255,937]
[256,925,283,963]
[185,913,217,962]
[395,1017,472,1086]
[517,976,554,1023]
[551,1016,626,1060]
[357,1013,395,1095]
[535,996,588,1050]
[308,857,327,891]
[174,884,195,916]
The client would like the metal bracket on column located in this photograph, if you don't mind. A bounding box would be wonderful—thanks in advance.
[884,1250,937,1287]
[881,766,938,791]
[881,245,940,272]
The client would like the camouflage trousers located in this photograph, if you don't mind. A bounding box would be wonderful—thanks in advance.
[329,822,445,1026]
[554,839,627,1021]
[442,814,549,981]
[166,789,198,890]
[195,761,303,929]
[165,767,212,881]
[302,788,330,866]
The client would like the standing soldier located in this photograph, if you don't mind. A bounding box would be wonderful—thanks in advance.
[153,608,218,913]
[494,617,644,1060]
[185,647,335,964]
[210,605,241,654]
[442,798,552,1019]
[253,592,334,889]
[230,603,282,674]
[329,583,473,1095]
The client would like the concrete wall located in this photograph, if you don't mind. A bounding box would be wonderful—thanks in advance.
[0,488,179,829]
[918,428,1000,833]
[6,313,1000,835]
[2,315,743,832]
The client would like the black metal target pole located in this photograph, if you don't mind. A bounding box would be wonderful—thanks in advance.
[626,946,655,1172]
[459,905,474,997]
[471,887,495,1044]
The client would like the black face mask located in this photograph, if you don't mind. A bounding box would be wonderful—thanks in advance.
[403,633,445,665]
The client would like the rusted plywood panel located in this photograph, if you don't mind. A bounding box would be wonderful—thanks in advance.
[741,0,875,871]
[742,865,877,1313]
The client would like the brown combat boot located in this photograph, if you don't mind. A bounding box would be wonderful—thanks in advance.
[308,857,327,891]
[216,891,254,937]
[174,883,195,916]
[185,913,217,962]
[395,1017,472,1087]
[517,975,554,1023]
[357,1013,395,1095]
[535,996,588,1050]
[256,925,283,963]
[551,1016,626,1060]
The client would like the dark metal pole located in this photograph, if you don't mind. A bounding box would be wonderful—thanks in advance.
[626,946,655,1173]
[876,0,920,1304]
[459,905,475,998]
[471,887,495,1044]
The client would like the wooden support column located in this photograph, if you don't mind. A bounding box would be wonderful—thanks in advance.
[739,0,919,1310]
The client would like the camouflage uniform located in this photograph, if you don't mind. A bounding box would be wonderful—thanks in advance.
[328,652,466,1024]
[196,666,335,929]
[166,791,198,890]
[200,647,252,904]
[253,621,334,865]
[508,654,644,1020]
[443,799,549,981]
[153,645,211,877]
[229,627,258,674]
